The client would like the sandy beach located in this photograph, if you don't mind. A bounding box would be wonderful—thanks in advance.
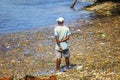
[0,15,120,79]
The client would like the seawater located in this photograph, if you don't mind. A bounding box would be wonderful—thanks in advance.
[0,0,94,33]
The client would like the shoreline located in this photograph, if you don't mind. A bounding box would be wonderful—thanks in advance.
[0,15,120,79]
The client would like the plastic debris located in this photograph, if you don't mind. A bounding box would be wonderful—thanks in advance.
[76,66,83,70]
[6,46,10,49]
[88,32,93,35]
[100,42,105,45]
[49,52,52,55]
[101,33,106,38]
[47,61,51,65]
[31,60,35,64]
[56,72,64,75]
[77,29,80,32]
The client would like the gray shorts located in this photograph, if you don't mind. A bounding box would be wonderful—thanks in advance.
[55,49,70,59]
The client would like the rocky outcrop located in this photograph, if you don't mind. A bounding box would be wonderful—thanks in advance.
[85,2,120,15]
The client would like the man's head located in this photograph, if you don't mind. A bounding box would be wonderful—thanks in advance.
[56,17,64,26]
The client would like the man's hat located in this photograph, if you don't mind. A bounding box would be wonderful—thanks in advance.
[56,17,64,22]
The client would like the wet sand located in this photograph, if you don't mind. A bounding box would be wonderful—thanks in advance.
[0,15,120,79]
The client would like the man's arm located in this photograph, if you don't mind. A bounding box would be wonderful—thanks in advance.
[61,35,70,42]
[55,36,62,51]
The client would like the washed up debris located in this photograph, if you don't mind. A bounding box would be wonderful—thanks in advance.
[23,49,31,55]
[100,42,105,45]
[6,46,10,50]
[49,52,53,55]
[11,60,16,63]
[76,66,83,70]
[0,47,6,52]
[47,36,54,39]
[77,29,80,32]
[34,53,40,58]
[88,31,93,35]
[29,37,34,40]
[56,72,64,75]
[31,60,35,63]
[17,43,21,47]
[49,68,55,74]
[100,33,106,38]
[0,14,120,80]
[47,61,51,65]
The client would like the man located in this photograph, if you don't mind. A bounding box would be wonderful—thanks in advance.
[54,17,71,72]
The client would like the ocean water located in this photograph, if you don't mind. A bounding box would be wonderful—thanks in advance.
[0,0,94,33]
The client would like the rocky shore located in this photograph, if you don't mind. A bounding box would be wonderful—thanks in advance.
[0,14,120,79]
[85,1,120,16]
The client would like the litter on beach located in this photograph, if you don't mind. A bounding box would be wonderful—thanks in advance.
[76,66,83,70]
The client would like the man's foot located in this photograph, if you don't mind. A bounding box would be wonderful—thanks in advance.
[55,69,60,73]
[64,68,70,72]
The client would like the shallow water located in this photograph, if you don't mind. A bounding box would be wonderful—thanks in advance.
[0,0,94,33]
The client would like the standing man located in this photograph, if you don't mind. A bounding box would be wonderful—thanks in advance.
[54,17,71,72]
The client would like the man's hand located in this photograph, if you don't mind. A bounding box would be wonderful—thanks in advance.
[55,36,62,51]
[59,46,62,51]
[61,35,70,42]
[57,39,61,43]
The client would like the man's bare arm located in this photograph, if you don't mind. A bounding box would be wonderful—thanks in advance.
[61,35,70,42]
[55,36,62,50]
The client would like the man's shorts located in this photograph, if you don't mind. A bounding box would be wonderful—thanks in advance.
[55,49,70,59]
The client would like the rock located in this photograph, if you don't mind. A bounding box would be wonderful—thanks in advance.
[85,2,118,16]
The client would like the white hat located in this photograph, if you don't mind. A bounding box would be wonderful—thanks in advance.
[56,17,64,22]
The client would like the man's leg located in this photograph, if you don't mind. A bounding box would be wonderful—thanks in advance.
[65,57,70,69]
[64,49,70,70]
[56,58,61,72]
[55,51,62,72]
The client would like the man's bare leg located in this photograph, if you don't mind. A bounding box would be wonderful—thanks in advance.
[56,58,61,72]
[65,57,70,70]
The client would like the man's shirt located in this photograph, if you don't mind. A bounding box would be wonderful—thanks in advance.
[54,25,71,50]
